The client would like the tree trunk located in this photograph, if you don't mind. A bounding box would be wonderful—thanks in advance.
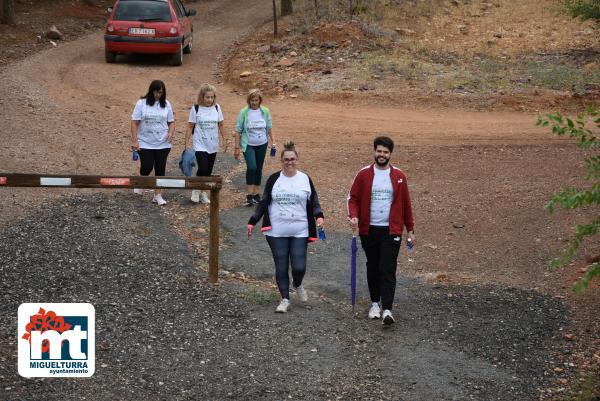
[1,0,15,25]
[272,0,278,36]
[314,0,319,19]
[349,0,354,20]
[281,0,293,16]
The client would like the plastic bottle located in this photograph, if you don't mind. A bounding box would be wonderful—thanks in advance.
[132,150,139,161]
[406,238,413,252]
[269,144,276,158]
[318,226,326,241]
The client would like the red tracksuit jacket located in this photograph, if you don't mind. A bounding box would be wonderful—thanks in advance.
[347,164,414,236]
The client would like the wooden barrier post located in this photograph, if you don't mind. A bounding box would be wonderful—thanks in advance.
[0,173,223,282]
[209,188,220,283]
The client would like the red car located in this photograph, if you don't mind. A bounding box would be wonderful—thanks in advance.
[104,0,196,66]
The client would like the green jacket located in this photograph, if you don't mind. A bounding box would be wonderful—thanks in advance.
[234,106,272,152]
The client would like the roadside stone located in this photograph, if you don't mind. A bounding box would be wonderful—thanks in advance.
[322,68,332,74]
[256,45,270,53]
[239,71,252,78]
[276,58,296,67]
[320,41,336,49]
[270,43,286,53]
[44,25,64,40]
[395,27,416,36]
[458,24,469,34]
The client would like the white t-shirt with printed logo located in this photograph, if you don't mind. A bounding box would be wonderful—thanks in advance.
[266,171,311,238]
[370,167,393,226]
[246,108,268,146]
[131,99,174,149]
[188,104,224,154]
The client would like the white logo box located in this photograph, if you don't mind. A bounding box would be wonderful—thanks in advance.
[18,303,95,378]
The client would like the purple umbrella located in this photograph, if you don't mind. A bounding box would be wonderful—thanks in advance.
[351,229,357,313]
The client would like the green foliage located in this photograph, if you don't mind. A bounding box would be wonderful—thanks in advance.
[564,0,600,23]
[536,106,600,292]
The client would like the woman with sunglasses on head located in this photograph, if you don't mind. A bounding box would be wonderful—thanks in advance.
[247,141,324,313]
[131,80,175,206]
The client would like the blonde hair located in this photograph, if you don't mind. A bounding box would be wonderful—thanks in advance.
[281,141,298,159]
[246,89,263,106]
[197,83,217,106]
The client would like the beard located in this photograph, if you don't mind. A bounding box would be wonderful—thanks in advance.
[374,155,390,167]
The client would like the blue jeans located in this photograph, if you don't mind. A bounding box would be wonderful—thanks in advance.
[266,236,308,299]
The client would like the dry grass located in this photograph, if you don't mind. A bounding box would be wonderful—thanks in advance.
[225,0,600,109]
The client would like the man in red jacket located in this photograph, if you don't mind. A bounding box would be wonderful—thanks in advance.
[347,136,415,325]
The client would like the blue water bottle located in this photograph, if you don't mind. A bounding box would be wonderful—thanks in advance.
[132,150,139,161]
[318,226,326,241]
[406,238,413,252]
[270,144,276,158]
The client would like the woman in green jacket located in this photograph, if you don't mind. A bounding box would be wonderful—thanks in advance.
[233,89,275,206]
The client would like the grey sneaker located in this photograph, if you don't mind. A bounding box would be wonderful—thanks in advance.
[245,195,254,207]
[382,309,395,325]
[190,190,200,203]
[275,299,290,313]
[368,303,381,319]
[295,285,308,302]
[253,194,261,204]
[199,191,210,204]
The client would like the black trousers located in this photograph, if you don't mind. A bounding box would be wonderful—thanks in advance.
[195,151,217,177]
[360,226,402,310]
[139,148,170,176]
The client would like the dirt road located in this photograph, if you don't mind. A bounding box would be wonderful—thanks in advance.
[0,0,597,400]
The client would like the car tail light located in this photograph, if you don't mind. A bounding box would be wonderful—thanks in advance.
[169,26,178,35]
[106,25,114,33]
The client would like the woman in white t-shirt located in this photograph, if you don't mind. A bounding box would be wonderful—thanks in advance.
[131,80,175,206]
[184,83,225,204]
[247,142,325,313]
[233,89,275,207]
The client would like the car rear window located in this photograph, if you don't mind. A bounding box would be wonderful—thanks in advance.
[114,1,172,22]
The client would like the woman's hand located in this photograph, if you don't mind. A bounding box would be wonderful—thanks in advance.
[234,148,241,160]
[316,217,324,228]
[247,224,254,239]
[131,140,140,151]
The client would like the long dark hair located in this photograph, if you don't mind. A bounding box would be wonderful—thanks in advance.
[141,80,167,108]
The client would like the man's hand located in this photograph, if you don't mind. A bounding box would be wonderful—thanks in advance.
[247,224,254,239]
[349,217,358,230]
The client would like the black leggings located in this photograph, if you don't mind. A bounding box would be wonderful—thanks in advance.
[195,151,217,177]
[139,148,171,176]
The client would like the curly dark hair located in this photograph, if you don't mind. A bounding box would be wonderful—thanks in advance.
[373,136,394,152]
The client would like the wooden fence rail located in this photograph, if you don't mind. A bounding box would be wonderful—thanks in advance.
[0,173,222,283]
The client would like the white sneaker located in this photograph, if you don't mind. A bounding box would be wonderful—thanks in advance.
[275,298,290,313]
[382,309,395,325]
[368,302,381,319]
[152,194,167,206]
[295,285,308,302]
[190,190,200,203]
[133,188,143,195]
[199,191,210,204]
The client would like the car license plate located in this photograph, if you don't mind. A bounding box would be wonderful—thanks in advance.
[129,27,155,35]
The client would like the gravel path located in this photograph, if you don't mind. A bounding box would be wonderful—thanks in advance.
[0,191,571,400]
